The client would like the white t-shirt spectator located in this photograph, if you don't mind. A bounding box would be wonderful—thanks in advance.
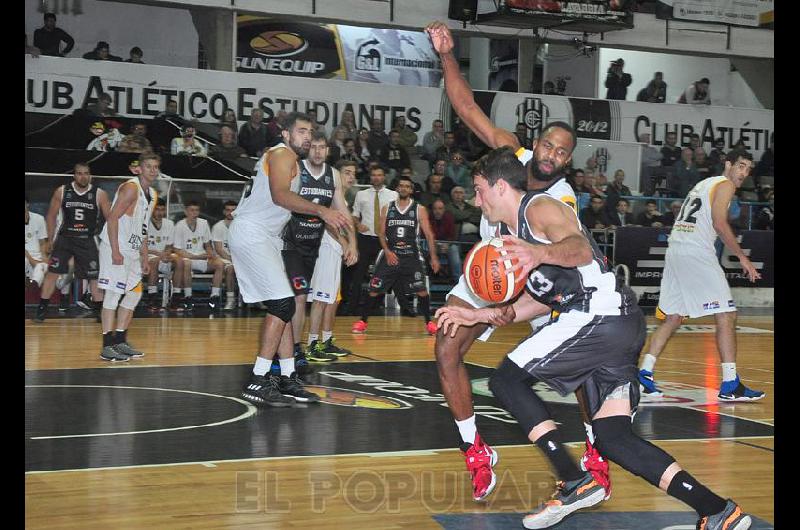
[26,212,47,261]
[148,218,175,254]
[211,220,231,256]
[173,218,212,256]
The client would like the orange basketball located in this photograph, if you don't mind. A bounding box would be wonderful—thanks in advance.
[463,238,527,304]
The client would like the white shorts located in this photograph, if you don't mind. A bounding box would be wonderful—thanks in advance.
[190,259,210,273]
[25,258,47,286]
[229,220,292,303]
[157,261,173,275]
[658,248,735,319]
[308,241,342,304]
[97,242,142,294]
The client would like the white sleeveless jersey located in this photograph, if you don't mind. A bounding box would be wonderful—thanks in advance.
[148,218,175,253]
[480,147,577,239]
[668,176,728,254]
[100,178,155,256]
[233,143,299,237]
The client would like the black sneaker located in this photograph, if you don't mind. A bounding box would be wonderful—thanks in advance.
[294,350,315,376]
[183,297,195,312]
[114,342,144,359]
[100,345,130,362]
[208,295,221,311]
[242,374,295,407]
[146,293,162,312]
[306,341,337,362]
[279,373,321,403]
[169,295,185,313]
[33,304,47,323]
[58,295,70,312]
[697,499,752,530]
[322,337,351,357]
[76,292,93,310]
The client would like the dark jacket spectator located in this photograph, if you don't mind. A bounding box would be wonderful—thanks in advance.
[430,205,456,242]
[367,120,389,160]
[209,125,248,161]
[604,170,632,217]
[33,13,74,57]
[238,109,272,157]
[118,122,153,154]
[673,148,701,197]
[447,187,481,237]
[636,200,665,227]
[661,201,683,227]
[83,41,123,61]
[381,130,411,175]
[660,132,682,167]
[636,72,667,103]
[605,59,632,100]
[754,191,774,230]
[435,132,458,165]
[580,195,612,229]
[125,46,145,64]
[420,175,451,208]
[754,137,774,181]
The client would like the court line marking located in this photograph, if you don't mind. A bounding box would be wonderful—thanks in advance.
[24,359,441,371]
[24,435,774,475]
[25,385,257,439]
[683,406,775,427]
[733,440,774,453]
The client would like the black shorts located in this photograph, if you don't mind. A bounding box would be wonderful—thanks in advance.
[507,308,647,419]
[282,242,321,295]
[48,236,99,279]
[368,251,427,295]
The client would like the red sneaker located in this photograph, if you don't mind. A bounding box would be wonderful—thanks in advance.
[580,438,611,500]
[426,321,438,335]
[461,433,499,502]
[351,320,368,334]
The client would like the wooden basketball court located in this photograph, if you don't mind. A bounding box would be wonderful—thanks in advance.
[25,310,774,529]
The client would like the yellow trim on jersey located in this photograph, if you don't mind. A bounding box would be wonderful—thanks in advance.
[708,178,729,207]
[131,281,143,293]
[560,195,577,212]
[655,306,688,322]
[515,147,526,159]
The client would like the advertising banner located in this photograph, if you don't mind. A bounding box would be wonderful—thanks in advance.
[613,226,774,288]
[655,0,774,29]
[503,0,634,26]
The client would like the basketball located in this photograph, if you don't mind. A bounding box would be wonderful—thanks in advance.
[463,238,527,303]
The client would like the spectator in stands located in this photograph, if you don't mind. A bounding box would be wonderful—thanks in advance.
[339,110,358,140]
[421,174,451,208]
[429,199,461,281]
[171,123,207,157]
[583,169,605,198]
[708,137,727,174]
[428,158,455,196]
[367,119,389,160]
[83,41,123,61]
[86,121,123,151]
[580,194,612,229]
[678,77,711,105]
[661,131,682,167]
[209,124,247,161]
[673,147,701,197]
[149,99,184,155]
[219,108,238,132]
[446,150,471,191]
[639,132,663,191]
[33,13,74,57]
[636,71,667,103]
[605,58,632,100]
[609,199,636,227]
[337,160,360,208]
[754,132,774,183]
[25,34,41,57]
[83,92,118,119]
[340,137,367,183]
[381,129,411,177]
[435,131,457,164]
[422,119,445,165]
[393,116,418,150]
[265,109,286,142]
[447,186,481,243]
[569,168,592,211]
[308,109,327,137]
[636,199,664,227]
[754,189,774,230]
[515,123,528,147]
[126,46,145,64]
[605,169,632,218]
[452,118,471,154]
[157,99,181,121]
[237,108,271,157]
[354,127,372,163]
[661,200,683,226]
[118,121,153,153]
[328,125,349,163]
[694,148,711,180]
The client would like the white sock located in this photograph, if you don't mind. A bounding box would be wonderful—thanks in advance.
[253,356,270,376]
[308,333,319,344]
[455,415,478,445]
[211,287,221,297]
[584,422,595,444]
[184,287,192,297]
[721,362,737,382]
[279,357,295,377]
[322,330,333,342]
[148,285,158,294]
[640,353,658,373]
[227,291,235,299]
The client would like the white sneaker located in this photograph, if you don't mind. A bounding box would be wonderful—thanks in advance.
[224,297,236,311]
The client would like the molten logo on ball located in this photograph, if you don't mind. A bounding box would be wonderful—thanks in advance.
[490,259,503,297]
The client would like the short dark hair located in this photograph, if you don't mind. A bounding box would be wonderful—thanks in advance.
[185,200,200,208]
[370,164,386,174]
[223,200,238,208]
[541,121,577,153]
[617,199,629,207]
[396,175,414,186]
[139,152,161,166]
[590,194,604,203]
[472,147,526,191]
[218,123,236,136]
[156,198,166,207]
[311,130,328,143]
[284,112,313,132]
[343,138,355,146]
[44,12,56,22]
[130,46,143,56]
[726,147,753,164]
[700,77,710,84]
[645,199,657,206]
[431,198,446,208]
[336,160,358,172]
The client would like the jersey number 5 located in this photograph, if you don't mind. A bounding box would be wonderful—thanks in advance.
[74,208,84,221]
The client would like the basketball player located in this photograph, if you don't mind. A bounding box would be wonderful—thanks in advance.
[25,196,49,288]
[145,198,182,311]
[425,21,602,503]
[211,200,238,311]
[351,174,441,334]
[307,160,359,358]
[229,112,349,407]
[172,201,226,311]
[282,132,357,369]
[96,153,159,362]
[638,148,764,401]
[33,163,111,323]
[436,148,753,529]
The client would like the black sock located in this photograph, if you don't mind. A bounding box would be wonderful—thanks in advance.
[103,332,115,348]
[38,298,50,309]
[666,470,728,517]
[534,430,585,483]
[113,329,127,345]
[418,295,431,322]
[361,295,379,322]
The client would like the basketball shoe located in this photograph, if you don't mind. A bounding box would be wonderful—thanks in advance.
[168,294,185,312]
[638,369,664,397]
[351,320,368,334]
[697,499,752,530]
[242,374,295,407]
[306,341,338,362]
[114,342,145,359]
[100,345,130,362]
[522,472,606,529]
[426,321,438,335]
[460,433,499,502]
[293,347,315,376]
[58,294,70,312]
[278,373,321,403]
[321,337,351,357]
[208,295,221,311]
[718,376,765,402]
[580,438,611,500]
[33,303,47,323]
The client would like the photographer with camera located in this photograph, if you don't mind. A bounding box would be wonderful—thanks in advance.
[605,58,632,101]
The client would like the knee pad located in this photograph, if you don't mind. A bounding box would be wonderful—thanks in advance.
[592,415,675,488]
[120,289,143,310]
[102,290,122,310]
[264,296,295,323]
[489,358,550,434]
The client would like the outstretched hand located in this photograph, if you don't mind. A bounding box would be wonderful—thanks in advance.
[425,21,454,55]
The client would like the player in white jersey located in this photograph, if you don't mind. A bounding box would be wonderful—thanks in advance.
[211,200,238,311]
[25,197,49,288]
[97,153,159,362]
[426,19,610,503]
[172,201,226,311]
[229,112,350,407]
[638,148,764,402]
[144,198,181,311]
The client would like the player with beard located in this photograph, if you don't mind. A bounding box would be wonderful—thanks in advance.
[426,20,608,504]
[229,112,350,407]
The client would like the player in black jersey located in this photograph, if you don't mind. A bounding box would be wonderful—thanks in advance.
[436,148,753,530]
[352,175,440,334]
[33,163,111,323]
[281,132,357,370]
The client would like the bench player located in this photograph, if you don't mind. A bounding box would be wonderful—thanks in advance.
[211,200,238,311]
[25,196,49,288]
[145,198,182,311]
